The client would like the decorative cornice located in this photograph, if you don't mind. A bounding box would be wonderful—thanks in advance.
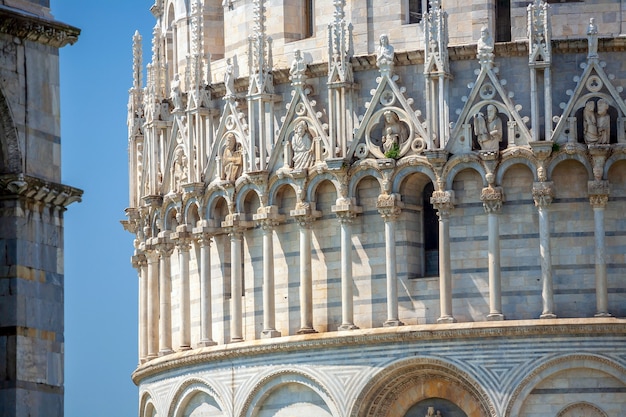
[0,173,82,208]
[130,318,626,385]
[0,6,80,48]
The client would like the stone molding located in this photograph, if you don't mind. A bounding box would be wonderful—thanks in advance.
[130,318,626,384]
[0,6,80,48]
[0,173,82,209]
[556,401,608,417]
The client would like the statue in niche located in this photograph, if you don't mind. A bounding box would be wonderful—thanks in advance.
[224,58,235,96]
[381,110,408,148]
[377,34,394,70]
[170,74,183,111]
[171,147,188,191]
[289,50,307,84]
[597,99,610,144]
[583,99,611,144]
[474,104,502,151]
[289,120,315,169]
[222,133,243,181]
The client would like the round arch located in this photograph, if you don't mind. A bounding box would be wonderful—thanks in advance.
[168,377,229,417]
[139,391,158,417]
[505,353,626,417]
[495,156,538,185]
[350,357,496,417]
[444,159,487,190]
[239,369,340,417]
[307,172,339,203]
[547,152,594,181]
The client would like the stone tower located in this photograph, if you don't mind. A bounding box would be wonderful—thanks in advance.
[0,1,81,416]
[125,1,626,416]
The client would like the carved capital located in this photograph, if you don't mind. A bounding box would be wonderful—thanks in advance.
[332,198,362,223]
[131,253,147,269]
[532,181,555,207]
[589,194,608,208]
[377,193,402,221]
[481,186,503,214]
[253,205,284,231]
[431,190,454,218]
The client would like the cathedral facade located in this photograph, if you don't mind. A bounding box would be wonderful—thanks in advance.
[0,1,81,416]
[124,1,626,416]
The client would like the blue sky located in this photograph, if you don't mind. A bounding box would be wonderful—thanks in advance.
[53,1,154,416]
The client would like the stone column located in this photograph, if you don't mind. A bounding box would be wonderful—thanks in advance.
[196,233,217,346]
[156,239,174,355]
[229,228,244,342]
[254,206,283,338]
[145,248,159,359]
[533,181,556,318]
[377,194,404,327]
[222,213,249,343]
[295,215,316,334]
[173,227,192,351]
[481,186,504,321]
[132,253,148,363]
[589,180,611,317]
[431,190,456,323]
[333,199,361,331]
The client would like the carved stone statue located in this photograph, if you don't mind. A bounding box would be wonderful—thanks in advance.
[587,17,598,58]
[596,99,610,144]
[583,99,610,144]
[474,104,502,151]
[171,147,188,191]
[289,50,307,85]
[377,34,394,70]
[170,74,183,111]
[290,120,315,169]
[381,110,408,148]
[477,26,494,65]
[222,133,242,181]
[224,57,235,96]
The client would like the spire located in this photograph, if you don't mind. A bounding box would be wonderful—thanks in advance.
[527,0,551,66]
[188,0,205,108]
[424,0,449,75]
[327,0,353,83]
[248,0,273,95]
[132,30,143,92]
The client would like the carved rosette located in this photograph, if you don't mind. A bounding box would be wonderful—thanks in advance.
[430,190,455,218]
[481,186,503,214]
[532,181,555,207]
[588,180,609,208]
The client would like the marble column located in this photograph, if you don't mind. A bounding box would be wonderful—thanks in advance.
[257,218,281,338]
[482,186,504,320]
[145,249,159,359]
[176,238,191,350]
[133,253,148,363]
[533,182,556,318]
[431,190,456,323]
[157,241,174,356]
[589,182,611,317]
[196,234,216,346]
[337,211,358,330]
[295,215,316,334]
[229,229,244,342]
[378,194,403,326]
